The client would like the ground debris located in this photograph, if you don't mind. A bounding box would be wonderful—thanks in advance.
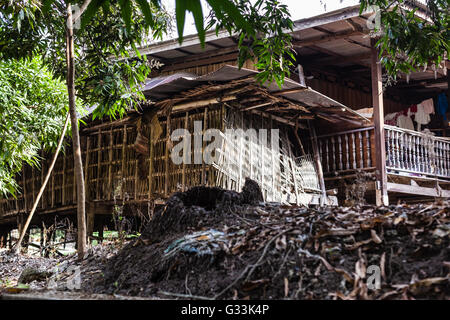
[1,182,448,300]
[96,184,450,300]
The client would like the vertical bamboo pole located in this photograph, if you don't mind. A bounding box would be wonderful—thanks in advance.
[148,122,155,199]
[22,170,27,213]
[84,137,91,203]
[182,112,188,191]
[96,130,102,200]
[40,152,45,209]
[13,114,70,254]
[108,128,113,200]
[202,108,208,185]
[31,167,36,206]
[164,114,171,196]
[121,125,127,200]
[308,120,327,206]
[62,150,66,205]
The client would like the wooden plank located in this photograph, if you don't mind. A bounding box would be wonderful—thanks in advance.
[387,182,439,197]
[371,38,388,206]
[293,29,366,47]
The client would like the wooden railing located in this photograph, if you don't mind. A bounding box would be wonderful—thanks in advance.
[317,125,450,180]
[317,127,375,175]
[385,125,450,179]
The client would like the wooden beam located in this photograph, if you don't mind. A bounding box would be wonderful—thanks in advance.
[249,110,308,129]
[387,182,440,197]
[272,87,308,96]
[159,52,239,73]
[159,95,237,115]
[293,29,366,48]
[243,102,273,111]
[371,38,388,206]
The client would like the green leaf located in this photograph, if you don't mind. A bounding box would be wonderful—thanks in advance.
[175,0,187,44]
[118,0,132,31]
[135,0,154,27]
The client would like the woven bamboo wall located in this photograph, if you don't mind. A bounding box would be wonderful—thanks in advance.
[0,102,320,219]
[215,109,320,205]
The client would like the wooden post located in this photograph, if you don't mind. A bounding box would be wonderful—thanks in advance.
[86,203,95,242]
[371,38,388,206]
[0,229,7,248]
[98,219,104,243]
[297,64,306,86]
[164,114,171,196]
[308,120,327,206]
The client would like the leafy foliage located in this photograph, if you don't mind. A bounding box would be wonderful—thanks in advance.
[207,0,295,87]
[0,0,171,120]
[0,57,68,196]
[360,0,449,80]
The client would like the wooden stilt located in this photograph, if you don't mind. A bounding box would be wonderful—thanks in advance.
[98,219,104,243]
[86,203,95,241]
[371,38,388,206]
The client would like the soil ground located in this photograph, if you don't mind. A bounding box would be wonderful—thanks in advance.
[1,181,449,300]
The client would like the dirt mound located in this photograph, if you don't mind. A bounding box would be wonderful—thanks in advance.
[98,182,450,300]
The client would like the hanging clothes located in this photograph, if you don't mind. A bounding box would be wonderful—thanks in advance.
[415,99,434,126]
[397,114,415,130]
[384,112,400,126]
[419,98,435,115]
[408,104,417,114]
[436,93,448,121]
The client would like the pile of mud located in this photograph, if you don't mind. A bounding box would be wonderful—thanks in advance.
[98,180,449,300]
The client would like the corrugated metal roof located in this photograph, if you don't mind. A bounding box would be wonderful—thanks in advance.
[142,65,369,122]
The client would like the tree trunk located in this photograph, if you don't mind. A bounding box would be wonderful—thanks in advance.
[66,3,87,260]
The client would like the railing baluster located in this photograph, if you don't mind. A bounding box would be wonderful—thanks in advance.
[358,131,364,169]
[395,131,401,170]
[365,130,371,167]
[407,134,413,171]
[413,135,419,172]
[391,129,397,168]
[386,129,393,167]
[344,134,350,170]
[331,136,336,172]
[351,133,357,169]
[444,141,449,176]
[325,138,330,173]
[337,135,343,170]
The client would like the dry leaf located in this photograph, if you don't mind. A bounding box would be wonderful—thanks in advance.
[371,229,382,244]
